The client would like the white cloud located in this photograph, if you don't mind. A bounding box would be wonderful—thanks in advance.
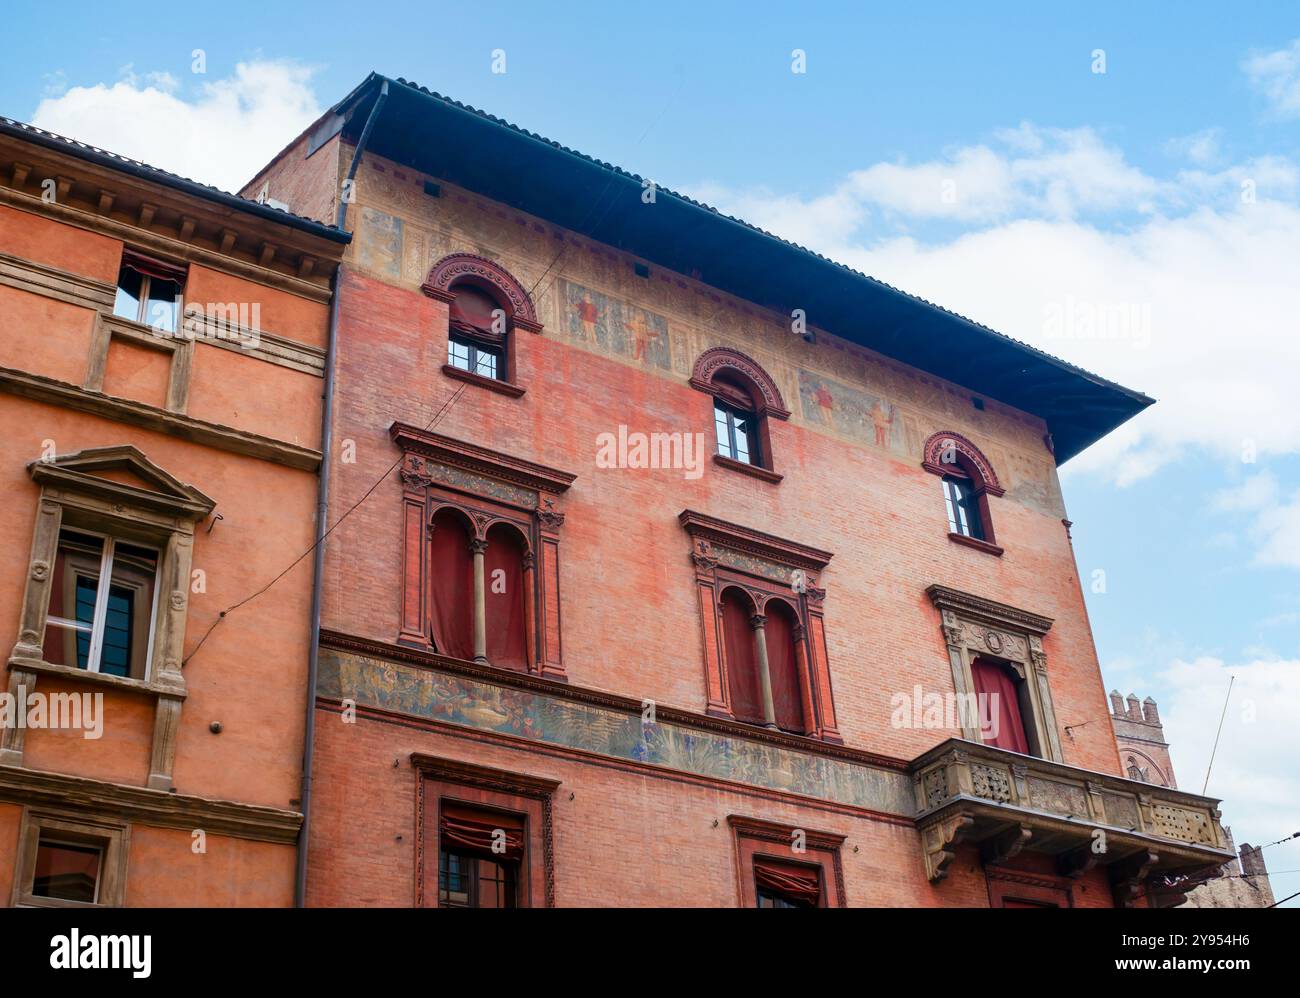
[1243,38,1300,119]
[30,60,322,194]
[1157,654,1300,901]
[1166,128,1223,167]
[696,127,1300,485]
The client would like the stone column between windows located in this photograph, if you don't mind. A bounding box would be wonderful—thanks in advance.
[471,537,489,664]
[749,613,778,729]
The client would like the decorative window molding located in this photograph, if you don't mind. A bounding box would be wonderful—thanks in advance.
[413,754,559,908]
[690,347,788,481]
[727,815,846,908]
[423,253,539,397]
[926,584,1062,763]
[11,808,130,908]
[391,422,576,681]
[3,446,215,790]
[680,509,840,742]
[986,865,1075,908]
[921,430,1004,554]
[690,347,790,420]
[421,253,542,333]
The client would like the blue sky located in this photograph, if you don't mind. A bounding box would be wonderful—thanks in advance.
[7,1,1299,904]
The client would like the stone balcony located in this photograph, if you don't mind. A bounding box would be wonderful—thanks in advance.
[911,739,1234,906]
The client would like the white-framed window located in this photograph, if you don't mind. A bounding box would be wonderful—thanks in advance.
[41,527,160,681]
[112,251,186,333]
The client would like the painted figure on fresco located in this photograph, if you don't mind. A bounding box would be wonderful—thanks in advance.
[813,382,835,424]
[625,308,663,364]
[358,207,403,280]
[869,399,895,447]
[574,290,600,341]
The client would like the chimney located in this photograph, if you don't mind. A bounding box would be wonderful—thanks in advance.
[1109,690,1125,717]
[1126,693,1142,722]
[1142,696,1159,724]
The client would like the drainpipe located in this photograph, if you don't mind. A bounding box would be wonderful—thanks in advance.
[296,78,389,908]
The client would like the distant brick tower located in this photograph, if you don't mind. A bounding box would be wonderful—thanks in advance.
[1110,692,1275,907]
[1109,690,1177,788]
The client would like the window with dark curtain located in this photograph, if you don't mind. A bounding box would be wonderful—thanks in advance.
[429,508,475,660]
[942,473,985,539]
[438,802,523,909]
[764,599,806,734]
[448,284,506,380]
[754,857,821,908]
[970,655,1031,755]
[721,587,764,725]
[112,249,187,333]
[484,523,528,670]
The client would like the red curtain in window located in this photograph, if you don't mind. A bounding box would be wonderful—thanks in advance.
[440,802,525,859]
[484,525,527,670]
[450,284,505,340]
[722,589,764,725]
[754,857,821,906]
[764,601,806,733]
[971,655,1030,754]
[429,509,474,660]
[121,248,188,285]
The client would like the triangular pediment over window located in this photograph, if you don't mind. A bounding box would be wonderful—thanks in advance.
[29,445,215,520]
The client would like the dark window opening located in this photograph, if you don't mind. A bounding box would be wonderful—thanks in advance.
[943,474,985,540]
[714,399,760,466]
[113,250,186,333]
[438,848,518,908]
[754,857,822,908]
[32,839,102,904]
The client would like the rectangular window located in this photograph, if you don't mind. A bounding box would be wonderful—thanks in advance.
[436,801,524,909]
[438,849,518,908]
[41,528,159,681]
[448,333,503,381]
[753,856,823,908]
[112,251,187,333]
[14,811,127,908]
[943,475,985,540]
[714,400,758,465]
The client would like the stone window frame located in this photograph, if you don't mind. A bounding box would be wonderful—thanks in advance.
[84,311,194,414]
[689,347,790,484]
[421,252,542,400]
[2,445,215,790]
[920,430,1006,556]
[391,423,575,681]
[727,815,846,908]
[413,754,559,909]
[926,584,1062,762]
[11,807,130,908]
[681,509,841,742]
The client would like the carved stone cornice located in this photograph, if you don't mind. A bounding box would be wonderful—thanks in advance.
[927,584,1054,636]
[0,764,302,844]
[30,444,215,520]
[678,509,832,572]
[390,422,576,496]
[0,366,323,471]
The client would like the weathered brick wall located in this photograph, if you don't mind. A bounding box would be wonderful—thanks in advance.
[317,150,1122,777]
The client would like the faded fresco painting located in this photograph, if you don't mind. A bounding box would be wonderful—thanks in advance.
[561,279,672,372]
[356,206,404,281]
[319,648,914,816]
[797,369,907,454]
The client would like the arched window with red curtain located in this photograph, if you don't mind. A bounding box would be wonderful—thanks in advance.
[720,587,764,726]
[764,598,807,735]
[447,281,508,381]
[970,654,1030,755]
[429,507,474,660]
[484,522,528,671]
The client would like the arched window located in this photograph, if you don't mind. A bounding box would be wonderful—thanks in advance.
[448,284,507,380]
[422,253,542,398]
[921,431,1006,555]
[719,588,809,735]
[970,654,1030,755]
[690,347,790,482]
[484,522,528,671]
[428,507,475,661]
